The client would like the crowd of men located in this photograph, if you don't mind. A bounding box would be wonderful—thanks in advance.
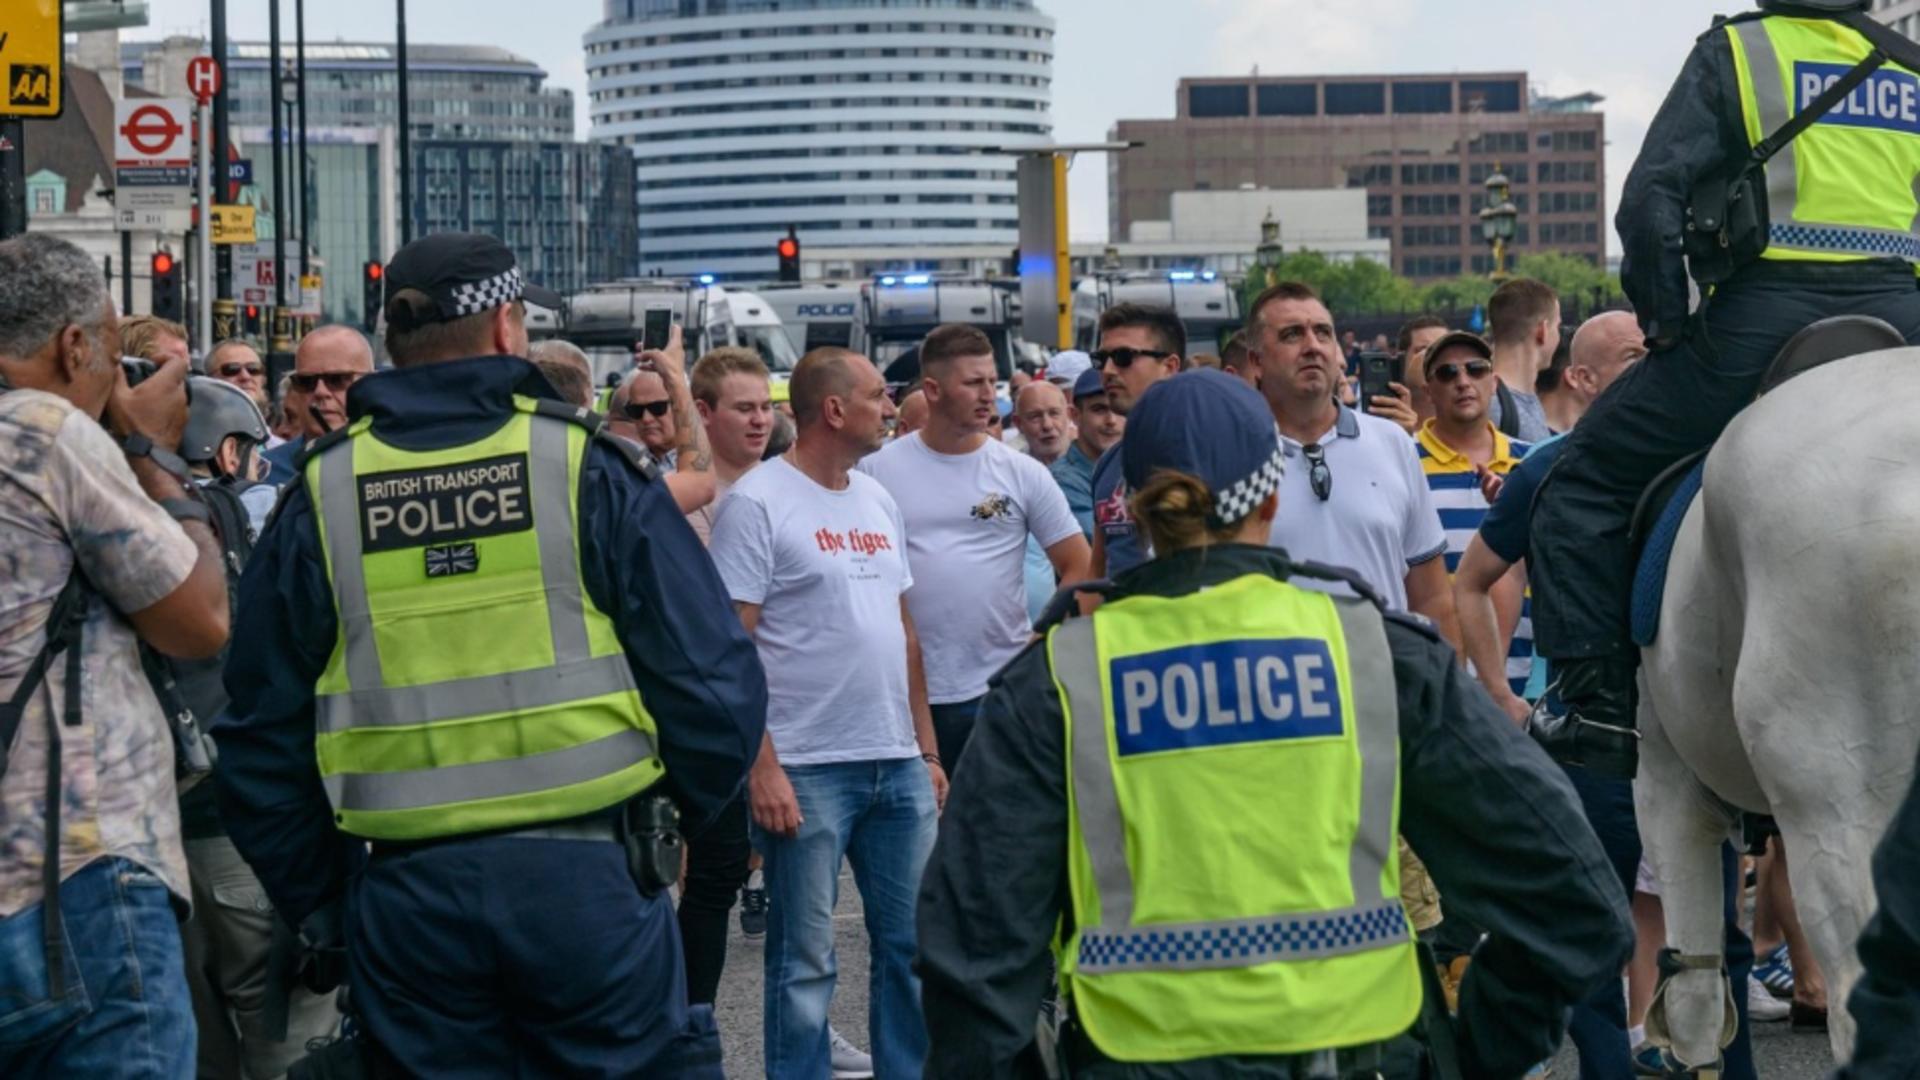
[0,226,1845,1080]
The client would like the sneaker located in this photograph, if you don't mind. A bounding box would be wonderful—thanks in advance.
[1747,975,1790,1022]
[1752,942,1794,998]
[739,870,768,940]
[829,1026,874,1079]
[1631,1043,1673,1077]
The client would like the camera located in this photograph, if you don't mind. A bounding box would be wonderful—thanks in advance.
[121,356,158,385]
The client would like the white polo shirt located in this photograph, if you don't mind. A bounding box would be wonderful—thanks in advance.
[1266,404,1447,611]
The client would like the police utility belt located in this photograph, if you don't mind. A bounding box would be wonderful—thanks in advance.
[366,795,683,897]
[1687,9,1920,285]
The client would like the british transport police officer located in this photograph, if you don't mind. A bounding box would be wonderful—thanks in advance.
[915,368,1633,1079]
[1528,0,1920,776]
[211,233,767,1076]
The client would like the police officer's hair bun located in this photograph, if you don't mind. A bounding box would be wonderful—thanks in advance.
[1130,470,1239,554]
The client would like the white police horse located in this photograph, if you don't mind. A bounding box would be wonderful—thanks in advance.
[1637,341,1920,1072]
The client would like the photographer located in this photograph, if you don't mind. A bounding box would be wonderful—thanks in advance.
[0,235,229,1076]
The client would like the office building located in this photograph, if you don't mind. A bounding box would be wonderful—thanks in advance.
[584,0,1056,279]
[1109,72,1607,281]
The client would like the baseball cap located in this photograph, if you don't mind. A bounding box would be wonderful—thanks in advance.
[1046,350,1093,388]
[1071,368,1105,401]
[382,232,562,332]
[1121,368,1285,528]
[1422,330,1493,373]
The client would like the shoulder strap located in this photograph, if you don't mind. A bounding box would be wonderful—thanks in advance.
[293,426,353,472]
[1494,378,1521,438]
[0,573,91,779]
[528,396,605,434]
[592,428,661,483]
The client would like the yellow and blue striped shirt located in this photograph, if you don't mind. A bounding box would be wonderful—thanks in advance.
[1414,420,1533,696]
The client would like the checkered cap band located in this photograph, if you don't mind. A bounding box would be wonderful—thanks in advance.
[449,267,525,318]
[1208,431,1286,528]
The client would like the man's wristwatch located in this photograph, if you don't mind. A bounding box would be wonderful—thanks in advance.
[121,433,191,481]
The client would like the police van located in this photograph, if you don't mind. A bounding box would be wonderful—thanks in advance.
[1072,270,1243,355]
[746,281,867,357]
[863,273,1019,387]
[555,280,801,387]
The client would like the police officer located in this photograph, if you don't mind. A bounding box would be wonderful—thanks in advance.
[1839,752,1920,1079]
[212,233,767,1076]
[1528,0,1920,777]
[916,368,1633,1079]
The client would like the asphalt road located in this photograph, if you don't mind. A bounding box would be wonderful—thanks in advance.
[709,866,1837,1078]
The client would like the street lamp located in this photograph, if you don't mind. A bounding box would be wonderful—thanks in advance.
[1479,165,1519,281]
[1255,208,1283,286]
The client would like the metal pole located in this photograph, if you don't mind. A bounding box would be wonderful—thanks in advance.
[397,0,411,244]
[0,119,25,241]
[197,100,213,353]
[268,0,286,314]
[296,0,310,278]
[121,230,133,313]
[211,0,232,301]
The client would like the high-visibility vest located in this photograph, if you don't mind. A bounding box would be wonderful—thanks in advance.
[304,396,663,841]
[1047,572,1421,1061]
[1727,14,1920,265]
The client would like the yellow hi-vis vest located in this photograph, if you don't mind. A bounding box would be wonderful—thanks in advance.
[1047,572,1421,1062]
[1727,14,1920,265]
[304,395,664,841]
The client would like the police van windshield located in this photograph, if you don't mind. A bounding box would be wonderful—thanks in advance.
[738,326,801,374]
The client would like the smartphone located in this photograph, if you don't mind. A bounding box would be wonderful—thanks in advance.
[1356,350,1404,413]
[641,309,673,352]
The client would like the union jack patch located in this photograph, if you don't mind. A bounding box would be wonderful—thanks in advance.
[424,542,479,578]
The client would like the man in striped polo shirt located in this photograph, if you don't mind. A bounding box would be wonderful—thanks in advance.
[1413,330,1533,697]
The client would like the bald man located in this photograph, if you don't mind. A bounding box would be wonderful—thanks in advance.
[262,325,377,485]
[1011,380,1071,465]
[894,388,928,439]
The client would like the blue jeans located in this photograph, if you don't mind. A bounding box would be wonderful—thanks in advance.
[754,757,938,1080]
[1562,767,1756,1080]
[0,857,195,1079]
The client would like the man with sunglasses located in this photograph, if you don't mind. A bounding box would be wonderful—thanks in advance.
[1086,303,1185,578]
[1246,281,1459,646]
[260,326,374,485]
[206,339,269,413]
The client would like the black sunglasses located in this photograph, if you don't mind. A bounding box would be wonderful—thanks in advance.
[1428,359,1494,384]
[1303,442,1332,502]
[289,371,363,393]
[624,399,672,419]
[217,361,264,378]
[1090,346,1174,369]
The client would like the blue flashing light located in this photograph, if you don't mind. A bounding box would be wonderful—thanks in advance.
[1168,270,1197,281]
[698,273,715,285]
[880,275,899,286]
[902,273,931,285]
[1201,270,1217,281]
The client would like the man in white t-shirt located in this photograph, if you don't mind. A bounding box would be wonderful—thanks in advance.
[709,347,945,1080]
[686,347,774,545]
[860,324,1089,775]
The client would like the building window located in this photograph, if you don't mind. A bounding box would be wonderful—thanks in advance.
[1367,194,1393,217]
[1542,130,1599,152]
[1402,254,1464,277]
[1459,79,1522,113]
[1400,162,1460,186]
[1392,81,1452,114]
[1256,83,1316,116]
[1402,193,1461,216]
[1189,83,1250,118]
[1402,224,1461,246]
[1539,160,1598,184]
[1469,161,1528,185]
[1468,131,1527,155]
[31,188,56,214]
[1539,190,1599,214]
[1324,81,1385,116]
[1346,163,1393,188]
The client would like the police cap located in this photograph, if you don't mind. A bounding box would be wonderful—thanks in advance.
[1121,368,1286,528]
[381,232,563,332]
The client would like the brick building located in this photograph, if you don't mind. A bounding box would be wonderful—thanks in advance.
[1108,72,1607,281]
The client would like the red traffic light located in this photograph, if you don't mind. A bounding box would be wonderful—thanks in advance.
[152,252,175,275]
[365,261,383,281]
[777,238,798,259]
[245,305,259,318]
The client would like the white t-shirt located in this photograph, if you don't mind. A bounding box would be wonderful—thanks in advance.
[860,432,1082,702]
[708,456,919,765]
[1267,405,1447,612]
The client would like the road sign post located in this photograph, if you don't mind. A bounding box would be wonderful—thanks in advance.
[196,99,212,351]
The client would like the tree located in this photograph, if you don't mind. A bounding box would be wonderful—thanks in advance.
[1239,247,1621,320]
[1509,251,1623,311]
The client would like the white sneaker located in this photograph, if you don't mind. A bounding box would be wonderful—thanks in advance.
[1748,975,1790,1022]
[829,1026,874,1079]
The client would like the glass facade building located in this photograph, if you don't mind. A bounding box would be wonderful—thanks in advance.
[585,0,1056,279]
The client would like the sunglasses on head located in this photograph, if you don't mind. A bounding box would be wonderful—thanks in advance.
[288,371,363,393]
[1428,359,1494,383]
[1090,346,1174,369]
[1303,442,1332,502]
[217,361,264,378]
[624,399,672,419]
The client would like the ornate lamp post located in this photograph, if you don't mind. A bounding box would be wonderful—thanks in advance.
[1255,209,1283,286]
[1479,166,1519,281]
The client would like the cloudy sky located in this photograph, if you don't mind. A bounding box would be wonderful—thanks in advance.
[136,0,1744,250]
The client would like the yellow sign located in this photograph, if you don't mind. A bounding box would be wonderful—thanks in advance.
[210,204,257,245]
[1,0,63,118]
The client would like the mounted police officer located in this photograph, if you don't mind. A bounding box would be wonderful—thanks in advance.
[211,233,767,1077]
[1528,0,1920,777]
[916,368,1633,1079]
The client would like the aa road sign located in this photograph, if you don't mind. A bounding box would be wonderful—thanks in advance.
[1,0,63,119]
[186,56,222,103]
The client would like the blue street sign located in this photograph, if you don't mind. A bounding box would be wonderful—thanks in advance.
[229,159,252,184]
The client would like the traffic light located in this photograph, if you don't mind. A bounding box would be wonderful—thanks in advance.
[777,226,800,282]
[150,251,182,322]
[243,304,261,337]
[362,260,385,332]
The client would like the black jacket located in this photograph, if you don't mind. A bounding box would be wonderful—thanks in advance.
[915,545,1633,1079]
